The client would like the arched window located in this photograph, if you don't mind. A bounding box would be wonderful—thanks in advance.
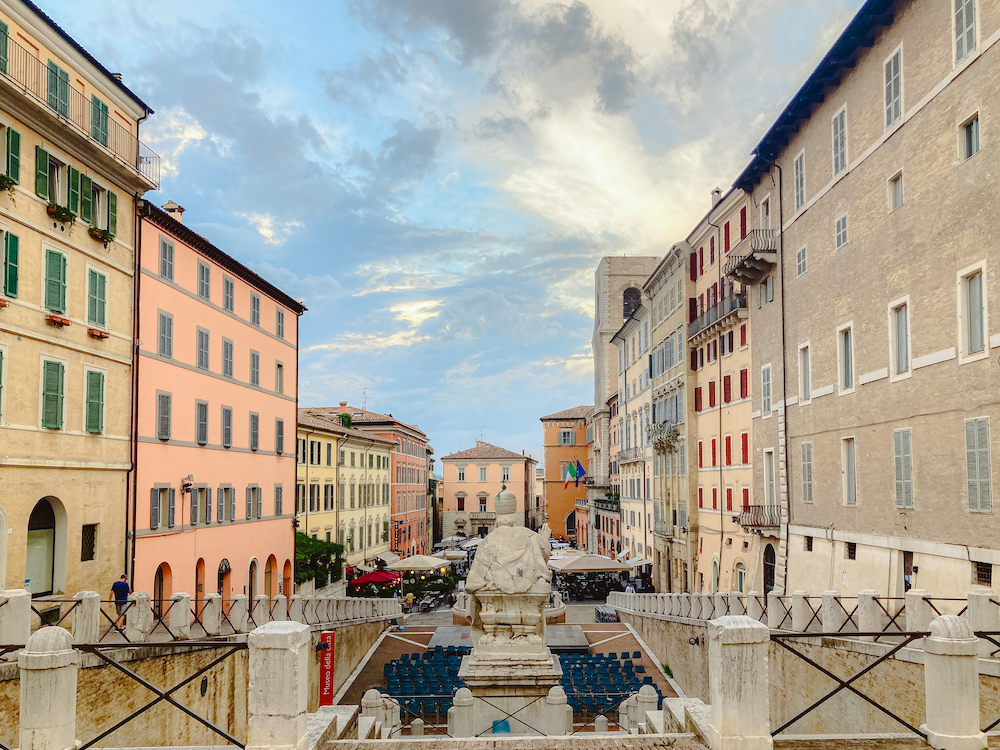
[218,559,232,598]
[264,555,276,597]
[623,287,641,318]
[736,563,746,593]
[247,559,259,597]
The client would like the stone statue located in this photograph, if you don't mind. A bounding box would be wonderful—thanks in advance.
[465,486,552,652]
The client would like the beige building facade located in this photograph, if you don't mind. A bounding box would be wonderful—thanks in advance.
[733,0,1000,596]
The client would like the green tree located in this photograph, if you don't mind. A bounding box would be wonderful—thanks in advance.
[294,532,344,589]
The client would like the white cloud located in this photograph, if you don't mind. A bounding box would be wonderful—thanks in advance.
[239,212,304,246]
[141,107,208,178]
[303,298,444,353]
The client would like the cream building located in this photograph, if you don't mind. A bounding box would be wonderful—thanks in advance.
[0,3,157,597]
[296,411,393,571]
[731,0,1000,596]
[440,441,536,539]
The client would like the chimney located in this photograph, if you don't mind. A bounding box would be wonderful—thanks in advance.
[339,401,348,413]
[711,188,723,208]
[162,200,185,224]
[111,73,123,82]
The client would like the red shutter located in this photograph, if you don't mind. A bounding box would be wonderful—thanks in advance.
[725,435,732,465]
[741,432,749,464]
[712,487,718,510]
[698,488,704,509]
[689,297,698,323]
[740,206,747,238]
[698,440,703,466]
[690,252,697,281]
[742,488,750,509]
[699,348,705,368]
[695,388,702,412]
[711,439,717,466]
[726,488,733,511]
[740,323,747,347]
[724,374,732,403]
[740,368,748,398]
[699,247,704,275]
[709,381,716,407]
[691,354,697,372]
[710,237,715,265]
[724,222,730,252]
[699,293,705,315]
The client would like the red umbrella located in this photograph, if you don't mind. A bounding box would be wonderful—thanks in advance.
[349,570,400,586]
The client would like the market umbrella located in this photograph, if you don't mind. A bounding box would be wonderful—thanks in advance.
[549,554,630,573]
[628,558,652,568]
[442,549,467,560]
[349,570,400,586]
[387,555,451,571]
[460,537,483,549]
[437,535,468,548]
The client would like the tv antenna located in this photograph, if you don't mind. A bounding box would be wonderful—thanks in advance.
[361,388,367,410]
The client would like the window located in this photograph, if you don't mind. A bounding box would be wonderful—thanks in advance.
[796,246,807,276]
[84,370,104,434]
[840,327,854,390]
[274,486,283,516]
[885,50,902,128]
[766,275,774,303]
[45,249,67,313]
[4,125,19,187]
[761,365,771,416]
[889,173,904,210]
[275,418,284,454]
[802,442,813,504]
[42,360,66,430]
[963,270,986,355]
[46,61,69,117]
[892,303,909,374]
[198,263,211,300]
[249,413,259,451]
[160,239,174,280]
[804,535,813,552]
[250,351,260,387]
[843,437,857,505]
[3,231,17,297]
[963,116,980,160]
[794,152,805,211]
[251,294,260,326]
[966,418,991,512]
[222,406,233,449]
[158,313,173,358]
[196,401,208,445]
[740,368,748,399]
[458,467,466,482]
[502,466,510,482]
[197,329,210,370]
[832,109,847,174]
[81,524,98,561]
[276,309,285,339]
[223,277,234,312]
[761,197,770,230]
[892,428,914,509]
[832,216,848,252]
[222,339,234,378]
[846,542,857,560]
[559,430,574,445]
[479,467,487,482]
[87,268,107,327]
[955,0,976,62]
[156,392,171,441]
[799,346,811,401]
[764,450,775,507]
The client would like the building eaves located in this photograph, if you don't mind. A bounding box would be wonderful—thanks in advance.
[441,442,531,461]
[540,405,593,422]
[297,411,396,446]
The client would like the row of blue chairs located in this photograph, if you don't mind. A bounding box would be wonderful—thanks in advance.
[385,648,468,703]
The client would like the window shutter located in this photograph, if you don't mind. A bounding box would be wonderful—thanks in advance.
[4,232,18,297]
[0,22,7,74]
[80,175,92,222]
[42,360,63,428]
[902,429,913,509]
[275,419,284,454]
[694,387,702,412]
[45,251,65,313]
[257,490,263,518]
[223,408,232,448]
[35,146,48,199]
[157,393,171,440]
[108,192,117,236]
[246,487,253,519]
[47,61,59,109]
[229,491,236,522]
[167,488,176,527]
[250,413,259,451]
[191,490,199,526]
[724,374,732,403]
[6,128,19,183]
[88,269,98,324]
[57,68,68,116]
[206,488,212,524]
[85,370,103,434]
[217,488,224,522]
[689,253,697,281]
[802,443,813,503]
[150,489,159,529]
[976,419,991,511]
[68,167,79,213]
[196,402,208,445]
[742,433,749,464]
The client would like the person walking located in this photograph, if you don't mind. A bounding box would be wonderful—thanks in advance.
[111,574,131,631]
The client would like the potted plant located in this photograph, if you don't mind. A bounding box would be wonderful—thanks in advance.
[88,225,114,248]
[46,203,76,227]
[0,174,15,200]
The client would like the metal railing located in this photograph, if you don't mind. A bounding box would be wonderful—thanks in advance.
[0,33,160,186]
[736,504,780,528]
[723,229,778,277]
[618,446,644,463]
[688,292,748,339]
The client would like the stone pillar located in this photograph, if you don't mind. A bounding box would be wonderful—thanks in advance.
[821,591,848,634]
[619,694,637,733]
[0,589,30,646]
[707,616,772,750]
[746,592,764,624]
[636,684,659,733]
[966,589,998,657]
[729,592,744,617]
[544,685,571,736]
[410,718,424,736]
[920,615,987,750]
[247,621,310,750]
[689,595,702,620]
[678,594,690,618]
[202,594,222,636]
[18,627,80,750]
[701,594,714,620]
[790,591,812,632]
[230,594,249,633]
[288,595,303,623]
[169,593,191,640]
[253,594,270,625]
[766,591,784,630]
[125,592,153,642]
[271,596,287,623]
[447,687,475,737]
[71,592,100,643]
[595,714,609,732]
[361,689,382,735]
[856,590,883,641]
[906,589,932,647]
[715,593,729,618]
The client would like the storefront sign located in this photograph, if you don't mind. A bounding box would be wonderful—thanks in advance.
[319,631,335,706]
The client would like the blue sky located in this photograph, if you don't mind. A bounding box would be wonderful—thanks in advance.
[47,0,857,462]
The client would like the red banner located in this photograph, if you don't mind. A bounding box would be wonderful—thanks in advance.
[319,631,336,706]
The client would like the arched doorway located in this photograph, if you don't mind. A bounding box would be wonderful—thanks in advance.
[565,510,575,539]
[282,559,292,597]
[153,563,172,618]
[195,559,206,616]
[247,559,258,597]
[26,499,57,596]
[735,563,746,593]
[264,556,276,597]
[763,544,776,594]
[711,559,719,593]
[217,559,232,601]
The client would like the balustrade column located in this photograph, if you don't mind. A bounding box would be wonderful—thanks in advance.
[707,616,772,750]
[202,594,222,635]
[966,588,997,657]
[920,615,987,750]
[746,591,764,623]
[287,595,304,623]
[247,622,310,750]
[169,593,191,640]
[821,591,847,634]
[790,591,812,632]
[856,590,883,641]
[125,592,153,642]
[18,627,80,750]
[229,594,249,633]
[766,592,784,630]
[905,589,932,647]
[729,592,744,617]
[71,592,100,643]
[271,595,287,622]
[0,589,30,646]
[714,593,729,618]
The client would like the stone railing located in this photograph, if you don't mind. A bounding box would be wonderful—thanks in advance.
[0,588,401,645]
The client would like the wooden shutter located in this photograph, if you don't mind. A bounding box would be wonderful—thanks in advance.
[802,443,813,503]
[88,269,98,324]
[35,146,48,199]
[217,488,225,522]
[68,167,79,213]
[275,419,284,454]
[723,374,732,403]
[47,61,59,109]
[223,408,232,447]
[45,250,65,312]
[689,253,697,281]
[206,488,212,524]
[191,489,199,526]
[6,128,19,183]
[0,22,7,74]
[725,436,732,466]
[740,368,748,398]
[257,489,263,518]
[229,491,236,522]
[196,402,208,445]
[42,360,63,428]
[85,370,103,434]
[4,232,18,297]
[709,381,716,407]
[168,488,176,527]
[150,489,159,529]
[157,393,171,440]
[80,175,92,222]
[694,387,702,412]
[250,413,259,451]
[742,433,749,464]
[56,67,68,115]
[724,222,730,252]
[967,419,991,512]
[108,192,117,236]
[246,487,252,519]
[762,367,771,413]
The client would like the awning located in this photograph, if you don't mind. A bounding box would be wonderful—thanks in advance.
[372,551,400,565]
[628,558,652,568]
[616,550,629,561]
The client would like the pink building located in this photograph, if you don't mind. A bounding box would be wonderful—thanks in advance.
[132,200,305,609]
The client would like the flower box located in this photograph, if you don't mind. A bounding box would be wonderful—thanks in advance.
[45,314,70,327]
[88,327,109,339]
[88,225,114,247]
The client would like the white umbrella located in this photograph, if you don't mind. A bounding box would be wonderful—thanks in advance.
[549,554,630,573]
[386,555,451,571]
[461,538,483,549]
[628,558,652,568]
[438,535,468,547]
[442,549,467,560]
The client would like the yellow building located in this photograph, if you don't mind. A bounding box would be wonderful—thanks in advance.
[296,411,393,572]
[0,6,157,596]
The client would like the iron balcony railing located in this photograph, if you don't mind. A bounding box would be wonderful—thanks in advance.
[617,446,644,463]
[469,511,496,521]
[688,292,748,339]
[737,504,781,528]
[0,32,160,187]
[723,229,778,278]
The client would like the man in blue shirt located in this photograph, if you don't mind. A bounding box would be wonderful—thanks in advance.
[111,574,131,630]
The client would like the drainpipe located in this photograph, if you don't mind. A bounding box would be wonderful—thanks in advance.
[772,159,790,595]
[707,210,724,593]
[127,198,145,582]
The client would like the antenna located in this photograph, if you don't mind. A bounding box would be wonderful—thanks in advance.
[480,427,485,442]
[361,387,367,410]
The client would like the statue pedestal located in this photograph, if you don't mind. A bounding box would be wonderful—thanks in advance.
[455,648,565,736]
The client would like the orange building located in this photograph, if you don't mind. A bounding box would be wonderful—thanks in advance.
[540,406,592,540]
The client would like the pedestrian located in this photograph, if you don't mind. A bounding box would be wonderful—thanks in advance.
[111,574,131,631]
[625,580,635,594]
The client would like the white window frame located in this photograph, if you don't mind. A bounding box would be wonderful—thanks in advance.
[796,246,807,277]
[953,0,978,64]
[888,170,904,211]
[793,150,806,212]
[842,436,858,506]
[831,105,848,175]
[884,45,904,130]
[957,260,989,364]
[761,364,772,418]
[81,364,108,436]
[960,112,980,161]
[798,343,812,403]
[888,296,912,381]
[838,322,855,394]
[835,214,849,249]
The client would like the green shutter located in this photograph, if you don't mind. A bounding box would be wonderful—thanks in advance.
[6,128,19,183]
[3,232,16,297]
[80,175,92,222]
[45,250,65,313]
[87,269,98,324]
[46,61,58,110]
[91,96,108,147]
[41,360,63,429]
[68,167,79,213]
[97,273,106,327]
[108,191,117,236]
[0,21,8,75]
[57,68,68,117]
[35,146,48,200]
[85,370,104,434]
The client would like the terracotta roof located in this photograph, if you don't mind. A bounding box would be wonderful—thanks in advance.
[540,405,592,421]
[296,410,395,446]
[441,441,535,462]
[305,405,426,438]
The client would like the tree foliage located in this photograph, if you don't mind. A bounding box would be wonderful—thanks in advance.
[294,532,344,588]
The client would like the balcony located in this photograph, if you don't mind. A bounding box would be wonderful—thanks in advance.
[575,497,589,509]
[594,498,620,513]
[618,446,645,464]
[469,511,496,522]
[688,292,748,343]
[736,504,781,531]
[0,34,160,187]
[723,229,777,285]
[654,520,668,535]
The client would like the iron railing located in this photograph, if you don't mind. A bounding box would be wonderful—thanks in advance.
[736,504,781,528]
[688,292,748,339]
[0,32,160,186]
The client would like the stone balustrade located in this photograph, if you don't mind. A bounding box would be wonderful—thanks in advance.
[0,588,402,645]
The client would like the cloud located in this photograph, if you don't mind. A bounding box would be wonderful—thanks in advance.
[319,49,408,107]
[304,298,444,353]
[239,212,304,246]
[141,107,209,178]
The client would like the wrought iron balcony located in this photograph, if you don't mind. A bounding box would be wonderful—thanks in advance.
[469,511,496,521]
[736,504,781,530]
[618,446,645,464]
[594,498,620,513]
[688,292,748,342]
[0,33,160,187]
[724,230,777,285]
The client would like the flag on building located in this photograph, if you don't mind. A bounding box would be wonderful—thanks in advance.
[574,460,586,487]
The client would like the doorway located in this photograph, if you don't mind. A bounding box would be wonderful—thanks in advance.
[763,544,776,593]
[247,559,258,597]
[264,556,276,597]
[26,499,56,596]
[153,563,172,618]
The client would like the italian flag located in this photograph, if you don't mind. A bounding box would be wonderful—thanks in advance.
[564,463,578,489]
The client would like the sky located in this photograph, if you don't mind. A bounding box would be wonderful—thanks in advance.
[47,0,858,462]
